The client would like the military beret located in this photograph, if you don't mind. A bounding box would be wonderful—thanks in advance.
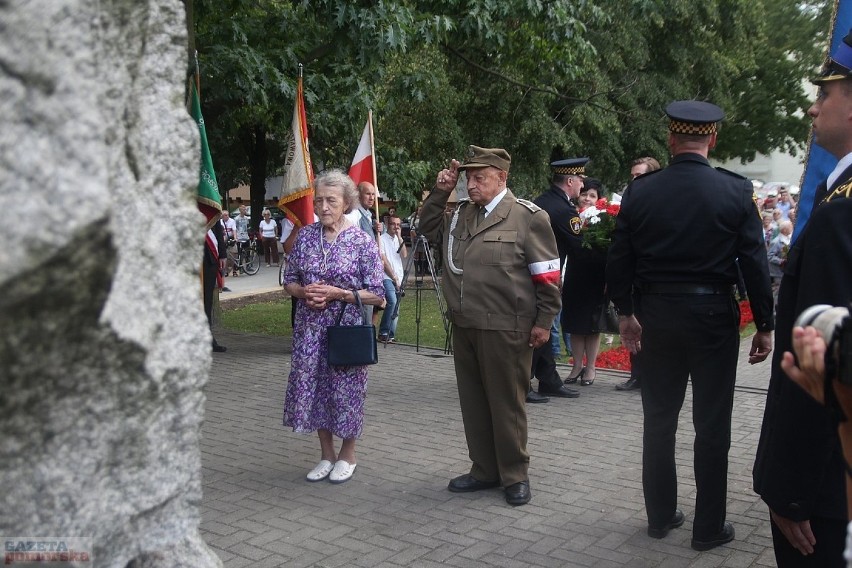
[458,145,511,172]
[813,29,852,85]
[665,100,724,135]
[550,157,589,176]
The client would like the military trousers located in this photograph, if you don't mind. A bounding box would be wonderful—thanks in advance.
[451,325,532,486]
[637,293,740,539]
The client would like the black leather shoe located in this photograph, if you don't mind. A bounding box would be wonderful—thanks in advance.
[616,377,640,391]
[539,386,580,398]
[212,343,227,353]
[691,522,735,551]
[526,390,550,403]
[504,481,531,506]
[448,474,500,493]
[647,509,685,539]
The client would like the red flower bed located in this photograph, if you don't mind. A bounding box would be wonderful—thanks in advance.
[595,346,632,371]
[739,300,753,328]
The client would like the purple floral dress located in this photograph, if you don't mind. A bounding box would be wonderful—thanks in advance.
[282,223,384,439]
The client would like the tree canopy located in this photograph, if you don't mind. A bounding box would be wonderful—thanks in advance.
[192,0,830,214]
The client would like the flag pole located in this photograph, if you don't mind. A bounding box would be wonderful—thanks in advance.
[368,109,381,239]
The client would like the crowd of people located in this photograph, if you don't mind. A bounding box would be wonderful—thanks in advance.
[204,29,852,567]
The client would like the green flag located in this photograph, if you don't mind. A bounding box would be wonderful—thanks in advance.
[190,79,222,229]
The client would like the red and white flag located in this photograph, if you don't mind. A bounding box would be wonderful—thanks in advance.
[348,113,375,186]
[278,74,315,227]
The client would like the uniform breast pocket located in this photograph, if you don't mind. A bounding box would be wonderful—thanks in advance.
[481,231,517,265]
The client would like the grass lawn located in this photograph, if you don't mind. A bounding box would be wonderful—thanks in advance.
[221,293,758,358]
[221,291,451,349]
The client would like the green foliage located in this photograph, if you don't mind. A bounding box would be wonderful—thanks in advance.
[193,0,831,209]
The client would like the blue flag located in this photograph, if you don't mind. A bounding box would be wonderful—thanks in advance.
[794,0,852,241]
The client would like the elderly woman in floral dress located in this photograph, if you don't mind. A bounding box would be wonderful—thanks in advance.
[282,169,385,484]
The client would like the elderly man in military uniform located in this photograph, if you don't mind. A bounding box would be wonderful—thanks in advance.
[606,101,774,551]
[754,30,852,567]
[527,157,590,401]
[419,146,561,506]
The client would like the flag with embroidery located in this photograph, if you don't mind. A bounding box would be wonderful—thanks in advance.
[190,79,222,229]
[278,76,315,227]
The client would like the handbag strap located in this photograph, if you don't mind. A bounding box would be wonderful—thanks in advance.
[334,290,367,325]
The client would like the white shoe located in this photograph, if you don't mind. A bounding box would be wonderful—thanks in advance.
[306,460,334,482]
[329,460,357,484]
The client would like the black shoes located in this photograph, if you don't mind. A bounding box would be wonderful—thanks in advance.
[447,474,500,493]
[539,385,580,398]
[691,522,735,551]
[616,377,640,391]
[212,343,227,353]
[564,367,585,385]
[504,481,531,506]
[526,390,550,403]
[647,509,685,539]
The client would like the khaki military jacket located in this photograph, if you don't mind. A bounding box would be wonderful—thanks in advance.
[419,187,561,331]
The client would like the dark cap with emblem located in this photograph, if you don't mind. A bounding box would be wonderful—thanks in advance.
[665,100,724,135]
[458,145,511,172]
[550,157,589,176]
[813,29,852,85]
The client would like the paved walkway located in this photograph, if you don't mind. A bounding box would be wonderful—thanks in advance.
[201,314,780,566]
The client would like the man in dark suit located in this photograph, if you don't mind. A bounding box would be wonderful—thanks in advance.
[203,218,227,352]
[753,30,852,567]
[419,146,561,506]
[528,158,589,401]
[606,100,774,551]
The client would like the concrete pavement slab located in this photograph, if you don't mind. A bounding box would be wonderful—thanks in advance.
[201,326,780,567]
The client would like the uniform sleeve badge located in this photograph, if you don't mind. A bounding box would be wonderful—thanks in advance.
[569,216,582,235]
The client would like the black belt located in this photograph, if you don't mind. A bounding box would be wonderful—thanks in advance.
[638,282,734,295]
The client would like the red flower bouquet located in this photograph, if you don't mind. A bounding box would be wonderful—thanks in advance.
[579,198,620,250]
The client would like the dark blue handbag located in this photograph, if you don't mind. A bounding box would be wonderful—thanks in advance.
[326,290,378,366]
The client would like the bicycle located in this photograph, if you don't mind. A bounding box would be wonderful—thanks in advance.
[227,237,260,276]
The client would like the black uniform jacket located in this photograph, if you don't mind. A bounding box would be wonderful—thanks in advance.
[753,163,852,522]
[533,185,581,267]
[606,152,774,330]
[204,220,227,267]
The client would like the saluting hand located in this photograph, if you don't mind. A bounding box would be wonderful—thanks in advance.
[435,159,460,192]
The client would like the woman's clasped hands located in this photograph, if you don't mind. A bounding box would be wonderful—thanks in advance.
[304,282,343,310]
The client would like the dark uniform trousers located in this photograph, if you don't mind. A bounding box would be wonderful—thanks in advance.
[452,325,531,486]
[530,342,564,391]
[638,292,740,538]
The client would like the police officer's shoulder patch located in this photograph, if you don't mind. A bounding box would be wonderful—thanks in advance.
[569,216,582,235]
[715,167,748,180]
[515,198,541,213]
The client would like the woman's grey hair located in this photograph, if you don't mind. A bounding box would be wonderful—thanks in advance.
[314,169,358,213]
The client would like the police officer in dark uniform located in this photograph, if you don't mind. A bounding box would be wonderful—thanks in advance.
[606,100,774,551]
[528,158,589,400]
[754,31,852,567]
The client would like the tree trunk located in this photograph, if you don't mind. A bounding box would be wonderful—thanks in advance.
[248,124,268,232]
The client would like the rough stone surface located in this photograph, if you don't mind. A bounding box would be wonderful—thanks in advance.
[0,1,221,566]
